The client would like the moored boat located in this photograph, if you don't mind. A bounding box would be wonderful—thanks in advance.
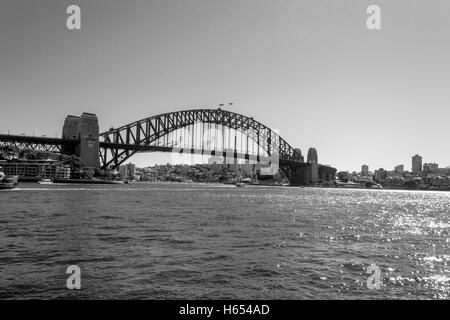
[0,175,19,190]
[38,178,54,185]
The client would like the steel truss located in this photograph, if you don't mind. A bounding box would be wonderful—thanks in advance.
[99,108,304,170]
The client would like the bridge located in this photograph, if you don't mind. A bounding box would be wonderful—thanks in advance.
[0,108,336,185]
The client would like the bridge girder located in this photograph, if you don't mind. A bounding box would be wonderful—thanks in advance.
[0,134,77,153]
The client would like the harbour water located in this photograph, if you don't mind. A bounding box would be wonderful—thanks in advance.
[1,183,449,299]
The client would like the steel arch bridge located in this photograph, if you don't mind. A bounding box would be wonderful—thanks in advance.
[99,108,304,171]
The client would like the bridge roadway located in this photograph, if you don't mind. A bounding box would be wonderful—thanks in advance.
[0,134,73,146]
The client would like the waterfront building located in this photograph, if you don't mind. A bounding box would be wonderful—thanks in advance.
[384,176,405,187]
[374,168,388,183]
[425,175,450,187]
[361,165,369,176]
[118,163,137,179]
[422,165,450,176]
[119,165,128,179]
[127,163,136,177]
[412,154,422,174]
[357,175,373,183]
[1,159,71,180]
[433,167,450,175]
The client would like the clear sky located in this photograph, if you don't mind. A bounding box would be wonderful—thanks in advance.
[1,0,449,171]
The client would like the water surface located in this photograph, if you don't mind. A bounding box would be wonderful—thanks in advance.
[1,183,449,299]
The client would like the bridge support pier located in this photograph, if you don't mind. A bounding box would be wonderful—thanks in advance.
[62,113,100,169]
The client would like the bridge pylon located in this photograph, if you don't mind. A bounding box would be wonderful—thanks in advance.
[62,113,100,169]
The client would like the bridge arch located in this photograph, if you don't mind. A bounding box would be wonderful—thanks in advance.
[99,108,303,170]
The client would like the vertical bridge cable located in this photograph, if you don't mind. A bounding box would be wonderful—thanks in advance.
[187,125,190,149]
[234,128,237,154]
[246,132,249,158]
[252,130,254,157]
[257,130,260,160]
[228,125,231,151]
[202,122,205,154]
[157,123,160,146]
[240,130,243,155]
[214,123,218,154]
[222,125,225,155]
[191,123,195,150]
[164,127,167,147]
[208,122,212,154]
[171,130,174,148]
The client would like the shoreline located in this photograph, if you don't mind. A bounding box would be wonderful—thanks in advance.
[16,178,450,192]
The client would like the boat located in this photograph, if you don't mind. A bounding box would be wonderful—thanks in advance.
[235,172,247,187]
[0,175,19,190]
[38,178,54,185]
[364,181,383,189]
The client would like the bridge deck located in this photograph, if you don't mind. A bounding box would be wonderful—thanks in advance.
[0,134,73,145]
[0,135,284,163]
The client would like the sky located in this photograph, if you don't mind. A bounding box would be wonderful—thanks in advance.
[0,0,449,171]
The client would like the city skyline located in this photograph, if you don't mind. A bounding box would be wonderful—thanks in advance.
[354,154,449,175]
[1,0,450,171]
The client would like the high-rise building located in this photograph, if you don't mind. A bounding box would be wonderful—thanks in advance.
[412,154,423,174]
[361,164,369,176]
[394,165,404,174]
